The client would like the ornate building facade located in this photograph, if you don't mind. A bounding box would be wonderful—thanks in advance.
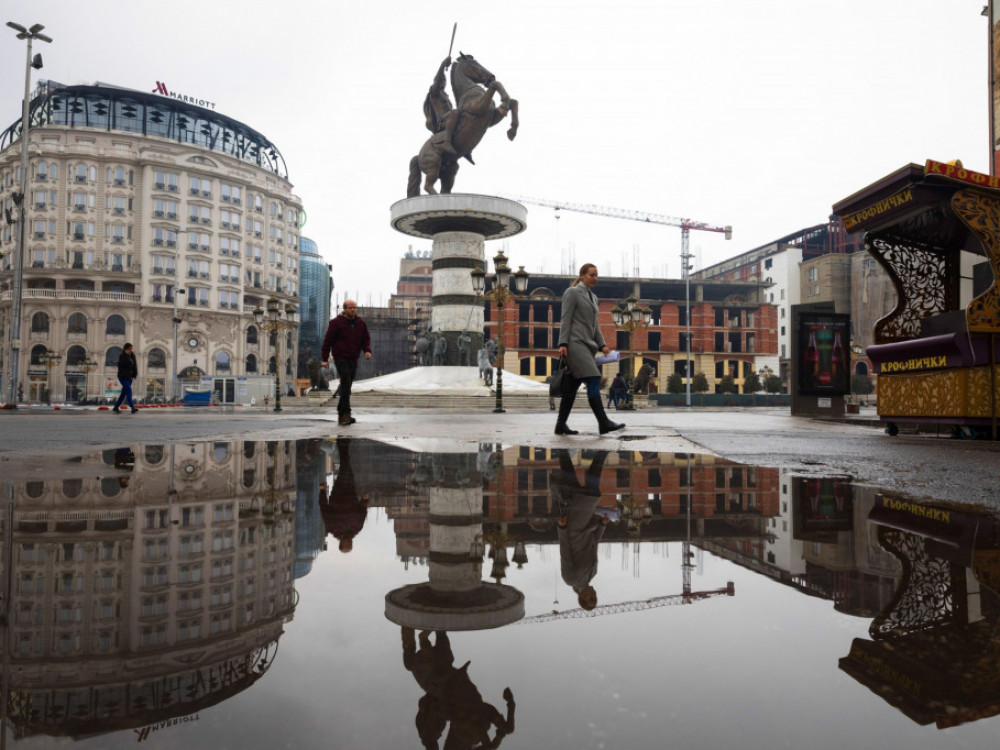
[0,81,303,403]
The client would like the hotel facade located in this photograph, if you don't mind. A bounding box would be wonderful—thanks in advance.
[0,80,303,403]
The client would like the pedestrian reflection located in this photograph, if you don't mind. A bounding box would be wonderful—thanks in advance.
[551,449,612,610]
[401,627,515,749]
[319,438,370,553]
[114,446,135,487]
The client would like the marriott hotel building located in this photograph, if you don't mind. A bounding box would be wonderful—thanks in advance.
[0,81,303,403]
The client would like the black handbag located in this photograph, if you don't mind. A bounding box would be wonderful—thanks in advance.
[550,357,575,397]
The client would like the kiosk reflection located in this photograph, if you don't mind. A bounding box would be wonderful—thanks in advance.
[840,495,1000,729]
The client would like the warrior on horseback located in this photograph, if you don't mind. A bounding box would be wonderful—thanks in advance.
[406,28,519,198]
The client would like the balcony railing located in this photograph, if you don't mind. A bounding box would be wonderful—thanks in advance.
[0,289,141,303]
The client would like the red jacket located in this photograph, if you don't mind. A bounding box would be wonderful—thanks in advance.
[321,314,371,361]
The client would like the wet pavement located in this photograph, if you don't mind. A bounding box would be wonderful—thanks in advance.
[1,410,1000,749]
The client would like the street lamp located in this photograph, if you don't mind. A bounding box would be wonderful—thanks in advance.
[611,294,652,409]
[253,299,297,413]
[78,354,97,403]
[37,349,61,404]
[171,286,185,402]
[471,250,529,413]
[2,21,52,410]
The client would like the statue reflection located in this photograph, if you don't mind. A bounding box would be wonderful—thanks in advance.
[319,438,370,553]
[386,446,522,748]
[840,494,1000,728]
[401,628,515,749]
[551,449,611,610]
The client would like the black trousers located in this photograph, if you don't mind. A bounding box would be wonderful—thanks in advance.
[334,357,359,415]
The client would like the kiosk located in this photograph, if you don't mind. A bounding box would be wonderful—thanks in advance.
[832,160,1000,438]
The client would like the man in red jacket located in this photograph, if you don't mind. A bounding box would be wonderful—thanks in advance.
[321,300,372,426]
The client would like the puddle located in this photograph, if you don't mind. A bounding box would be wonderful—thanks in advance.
[1,438,998,748]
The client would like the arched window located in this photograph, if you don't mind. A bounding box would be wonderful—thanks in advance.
[62,479,83,498]
[246,325,258,345]
[106,314,126,336]
[25,481,44,499]
[268,355,276,374]
[36,161,48,180]
[855,362,869,376]
[67,312,88,334]
[246,353,257,373]
[30,345,48,366]
[105,346,122,367]
[66,345,87,367]
[145,445,164,464]
[147,348,166,368]
[215,351,231,372]
[30,312,49,333]
[75,163,87,183]
[243,442,256,459]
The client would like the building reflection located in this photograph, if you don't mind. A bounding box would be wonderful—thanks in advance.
[0,439,298,740]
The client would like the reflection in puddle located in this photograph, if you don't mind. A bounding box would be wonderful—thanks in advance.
[1,438,999,747]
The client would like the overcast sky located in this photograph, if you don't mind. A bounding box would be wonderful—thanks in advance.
[2,1,990,304]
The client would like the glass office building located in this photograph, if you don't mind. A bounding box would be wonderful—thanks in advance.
[297,237,332,376]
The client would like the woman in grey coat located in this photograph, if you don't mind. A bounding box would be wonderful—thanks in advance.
[555,263,624,435]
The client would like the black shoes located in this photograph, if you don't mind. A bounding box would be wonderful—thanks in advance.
[588,397,625,434]
[554,396,578,435]
[111,407,120,413]
[131,407,139,414]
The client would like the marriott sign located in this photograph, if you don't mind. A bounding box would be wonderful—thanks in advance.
[151,81,216,110]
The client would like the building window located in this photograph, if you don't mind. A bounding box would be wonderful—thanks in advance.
[31,312,50,333]
[106,314,126,336]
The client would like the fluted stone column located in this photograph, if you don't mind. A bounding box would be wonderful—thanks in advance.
[391,194,527,367]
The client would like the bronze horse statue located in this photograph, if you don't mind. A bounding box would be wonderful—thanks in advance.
[407,53,519,198]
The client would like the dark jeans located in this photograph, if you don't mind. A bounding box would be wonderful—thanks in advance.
[334,357,358,415]
[114,378,134,409]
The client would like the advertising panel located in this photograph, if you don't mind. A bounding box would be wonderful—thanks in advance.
[797,312,850,396]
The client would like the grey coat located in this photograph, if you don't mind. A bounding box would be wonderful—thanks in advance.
[558,283,605,379]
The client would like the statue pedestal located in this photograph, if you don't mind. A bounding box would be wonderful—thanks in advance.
[390,194,527,366]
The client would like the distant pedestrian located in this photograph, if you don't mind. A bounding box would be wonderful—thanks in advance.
[321,299,372,426]
[112,343,138,414]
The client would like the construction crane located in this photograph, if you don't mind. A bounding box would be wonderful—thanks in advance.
[509,196,732,280]
[514,582,734,625]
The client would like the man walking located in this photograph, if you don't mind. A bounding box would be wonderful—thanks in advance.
[321,300,371,426]
[112,343,139,414]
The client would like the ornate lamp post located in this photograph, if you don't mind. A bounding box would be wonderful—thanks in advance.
[37,349,61,404]
[253,299,297,413]
[79,354,97,403]
[471,250,529,413]
[3,21,51,410]
[610,294,652,409]
[170,285,184,403]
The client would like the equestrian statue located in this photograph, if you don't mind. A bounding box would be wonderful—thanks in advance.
[407,41,519,198]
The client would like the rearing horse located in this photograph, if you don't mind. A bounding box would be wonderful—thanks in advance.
[407,53,519,198]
